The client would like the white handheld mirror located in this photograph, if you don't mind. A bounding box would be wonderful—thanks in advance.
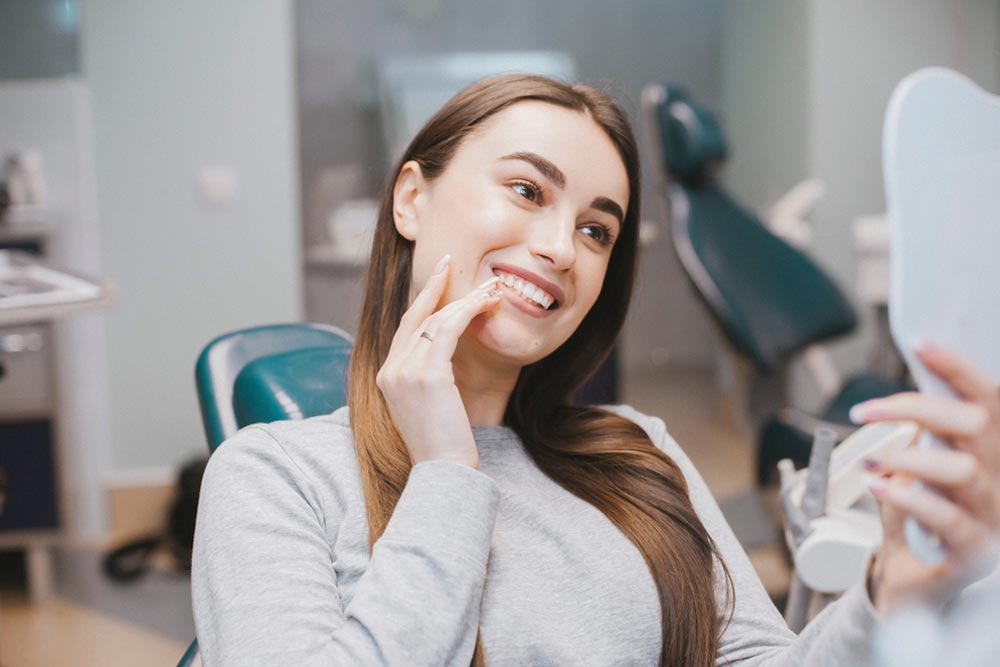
[883,68,1000,564]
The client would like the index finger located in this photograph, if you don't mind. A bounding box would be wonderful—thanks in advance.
[915,340,998,403]
[850,392,988,440]
[394,255,451,341]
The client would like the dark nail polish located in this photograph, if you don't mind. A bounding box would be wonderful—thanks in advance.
[862,457,880,471]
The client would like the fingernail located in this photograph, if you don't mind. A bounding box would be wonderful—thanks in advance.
[849,402,884,424]
[478,276,499,289]
[861,472,889,498]
[433,255,451,275]
[486,289,502,298]
[861,457,881,471]
[848,405,863,424]
[909,337,937,356]
[863,473,888,498]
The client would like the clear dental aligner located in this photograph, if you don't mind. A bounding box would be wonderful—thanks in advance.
[494,271,555,309]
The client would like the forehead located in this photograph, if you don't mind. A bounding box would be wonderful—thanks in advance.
[451,100,630,207]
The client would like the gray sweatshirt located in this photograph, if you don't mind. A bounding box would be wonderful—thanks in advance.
[192,405,878,666]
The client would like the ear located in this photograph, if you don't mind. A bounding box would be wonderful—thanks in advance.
[392,161,428,241]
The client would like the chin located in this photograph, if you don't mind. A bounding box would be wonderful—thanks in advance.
[469,313,557,367]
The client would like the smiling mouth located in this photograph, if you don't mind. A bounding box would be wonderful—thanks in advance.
[492,270,559,310]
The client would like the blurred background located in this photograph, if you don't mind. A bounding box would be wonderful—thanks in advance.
[0,1,997,664]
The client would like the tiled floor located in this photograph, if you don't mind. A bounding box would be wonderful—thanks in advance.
[0,365,790,666]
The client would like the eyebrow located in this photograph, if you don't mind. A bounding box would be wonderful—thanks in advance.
[498,151,625,226]
[500,151,566,189]
[590,197,625,227]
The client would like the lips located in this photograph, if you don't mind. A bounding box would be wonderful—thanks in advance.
[490,263,566,310]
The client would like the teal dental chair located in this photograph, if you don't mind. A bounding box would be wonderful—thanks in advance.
[641,83,912,485]
[179,322,354,666]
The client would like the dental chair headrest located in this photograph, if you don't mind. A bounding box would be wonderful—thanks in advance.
[655,85,728,185]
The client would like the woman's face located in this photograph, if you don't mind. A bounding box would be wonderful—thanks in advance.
[393,100,629,368]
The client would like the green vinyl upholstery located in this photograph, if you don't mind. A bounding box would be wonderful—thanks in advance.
[655,85,856,370]
[653,89,727,185]
[648,83,912,484]
[176,638,200,667]
[676,184,857,371]
[232,345,351,430]
[181,322,353,666]
[195,322,352,453]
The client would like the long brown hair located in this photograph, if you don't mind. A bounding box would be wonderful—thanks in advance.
[347,74,733,666]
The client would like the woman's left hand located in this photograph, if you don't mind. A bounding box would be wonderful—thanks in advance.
[849,341,1000,616]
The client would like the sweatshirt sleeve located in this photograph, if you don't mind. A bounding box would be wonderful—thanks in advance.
[612,406,880,667]
[192,425,500,667]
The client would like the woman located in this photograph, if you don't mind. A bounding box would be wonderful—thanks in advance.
[192,74,1000,666]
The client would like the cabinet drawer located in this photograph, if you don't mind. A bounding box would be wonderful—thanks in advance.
[0,324,52,416]
[0,420,59,531]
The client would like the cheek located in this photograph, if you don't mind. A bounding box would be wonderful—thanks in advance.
[416,194,524,296]
[435,192,524,257]
[548,259,608,341]
[576,259,610,312]
[453,191,523,242]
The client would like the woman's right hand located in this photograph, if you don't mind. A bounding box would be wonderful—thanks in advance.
[376,255,502,469]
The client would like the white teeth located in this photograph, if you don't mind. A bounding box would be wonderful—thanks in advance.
[492,270,556,309]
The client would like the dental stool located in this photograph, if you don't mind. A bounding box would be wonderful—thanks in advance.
[640,83,913,486]
[179,322,354,666]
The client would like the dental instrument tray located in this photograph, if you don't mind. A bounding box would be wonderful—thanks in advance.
[0,250,113,326]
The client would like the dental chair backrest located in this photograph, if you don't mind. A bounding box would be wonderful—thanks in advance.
[182,323,355,666]
[194,322,353,453]
[645,84,857,372]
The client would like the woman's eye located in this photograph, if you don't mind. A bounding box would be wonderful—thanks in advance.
[580,224,612,246]
[510,181,540,203]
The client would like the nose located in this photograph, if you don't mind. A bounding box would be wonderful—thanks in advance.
[528,212,576,270]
